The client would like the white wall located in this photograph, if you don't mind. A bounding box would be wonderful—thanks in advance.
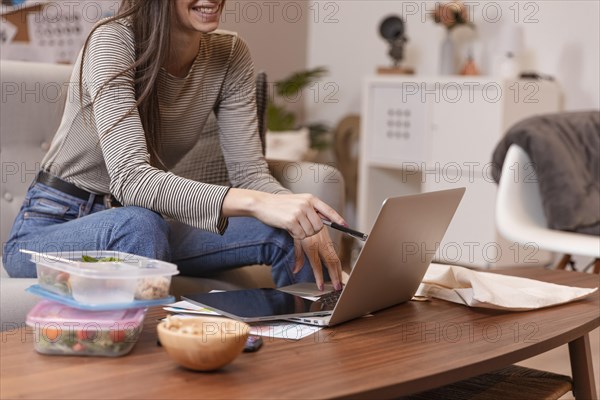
[220,0,309,83]
[219,0,309,121]
[306,0,600,127]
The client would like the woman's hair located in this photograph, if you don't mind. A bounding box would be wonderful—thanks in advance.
[79,0,172,168]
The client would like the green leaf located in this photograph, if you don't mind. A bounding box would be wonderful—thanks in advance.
[267,103,296,131]
[81,256,122,262]
[275,67,328,98]
[308,122,331,150]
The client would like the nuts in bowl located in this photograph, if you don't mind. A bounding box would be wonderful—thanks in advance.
[157,316,250,371]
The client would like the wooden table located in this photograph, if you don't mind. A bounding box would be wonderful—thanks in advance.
[1,268,598,399]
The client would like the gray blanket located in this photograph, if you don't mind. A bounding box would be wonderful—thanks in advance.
[491,110,600,235]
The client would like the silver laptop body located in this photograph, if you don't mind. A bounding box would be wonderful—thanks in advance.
[288,187,465,326]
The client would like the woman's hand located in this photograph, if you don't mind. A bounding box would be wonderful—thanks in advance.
[222,188,346,289]
[293,228,343,291]
[223,189,347,240]
[252,192,346,240]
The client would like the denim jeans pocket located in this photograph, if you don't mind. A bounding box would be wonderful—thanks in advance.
[24,196,73,222]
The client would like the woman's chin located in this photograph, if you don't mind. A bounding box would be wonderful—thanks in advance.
[191,20,220,33]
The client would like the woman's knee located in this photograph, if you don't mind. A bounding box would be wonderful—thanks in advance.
[112,206,168,232]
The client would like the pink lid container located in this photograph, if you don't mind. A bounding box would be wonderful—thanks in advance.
[26,300,146,357]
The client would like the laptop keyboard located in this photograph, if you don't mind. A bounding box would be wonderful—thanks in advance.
[318,290,343,307]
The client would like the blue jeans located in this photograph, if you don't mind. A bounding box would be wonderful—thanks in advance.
[2,182,315,286]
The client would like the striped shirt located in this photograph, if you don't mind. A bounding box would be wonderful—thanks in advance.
[41,20,288,234]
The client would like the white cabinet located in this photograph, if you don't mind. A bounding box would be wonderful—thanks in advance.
[358,76,561,268]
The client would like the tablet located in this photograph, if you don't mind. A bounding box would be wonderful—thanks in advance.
[182,288,334,323]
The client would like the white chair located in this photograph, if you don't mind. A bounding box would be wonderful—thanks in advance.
[495,144,600,272]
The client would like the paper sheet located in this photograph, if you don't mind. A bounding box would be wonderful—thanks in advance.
[417,263,598,310]
[248,321,322,340]
[164,300,220,316]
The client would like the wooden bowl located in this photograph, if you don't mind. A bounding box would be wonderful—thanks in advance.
[157,316,250,371]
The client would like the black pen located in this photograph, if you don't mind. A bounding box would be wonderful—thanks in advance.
[322,220,368,241]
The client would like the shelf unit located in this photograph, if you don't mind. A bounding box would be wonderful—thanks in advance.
[358,76,561,268]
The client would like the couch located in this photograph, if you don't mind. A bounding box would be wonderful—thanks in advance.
[0,60,344,329]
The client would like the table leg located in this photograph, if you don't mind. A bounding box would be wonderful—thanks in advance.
[569,333,598,400]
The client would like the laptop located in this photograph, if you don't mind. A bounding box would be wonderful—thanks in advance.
[182,188,465,327]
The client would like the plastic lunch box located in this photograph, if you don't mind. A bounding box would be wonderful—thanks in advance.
[26,250,179,306]
[26,300,146,357]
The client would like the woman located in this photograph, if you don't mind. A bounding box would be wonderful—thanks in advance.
[2,0,345,291]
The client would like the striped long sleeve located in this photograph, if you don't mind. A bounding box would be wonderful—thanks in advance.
[41,21,284,234]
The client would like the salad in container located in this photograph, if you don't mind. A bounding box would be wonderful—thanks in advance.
[26,300,146,357]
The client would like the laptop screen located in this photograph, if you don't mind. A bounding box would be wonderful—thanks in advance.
[183,288,335,319]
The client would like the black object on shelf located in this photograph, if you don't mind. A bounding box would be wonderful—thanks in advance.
[520,71,555,81]
[379,15,408,67]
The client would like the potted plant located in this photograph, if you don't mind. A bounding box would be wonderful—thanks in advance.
[266,67,330,161]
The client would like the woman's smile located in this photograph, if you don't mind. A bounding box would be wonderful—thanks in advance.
[188,1,223,24]
[191,2,220,15]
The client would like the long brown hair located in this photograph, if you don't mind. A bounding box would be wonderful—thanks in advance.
[79,0,172,168]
